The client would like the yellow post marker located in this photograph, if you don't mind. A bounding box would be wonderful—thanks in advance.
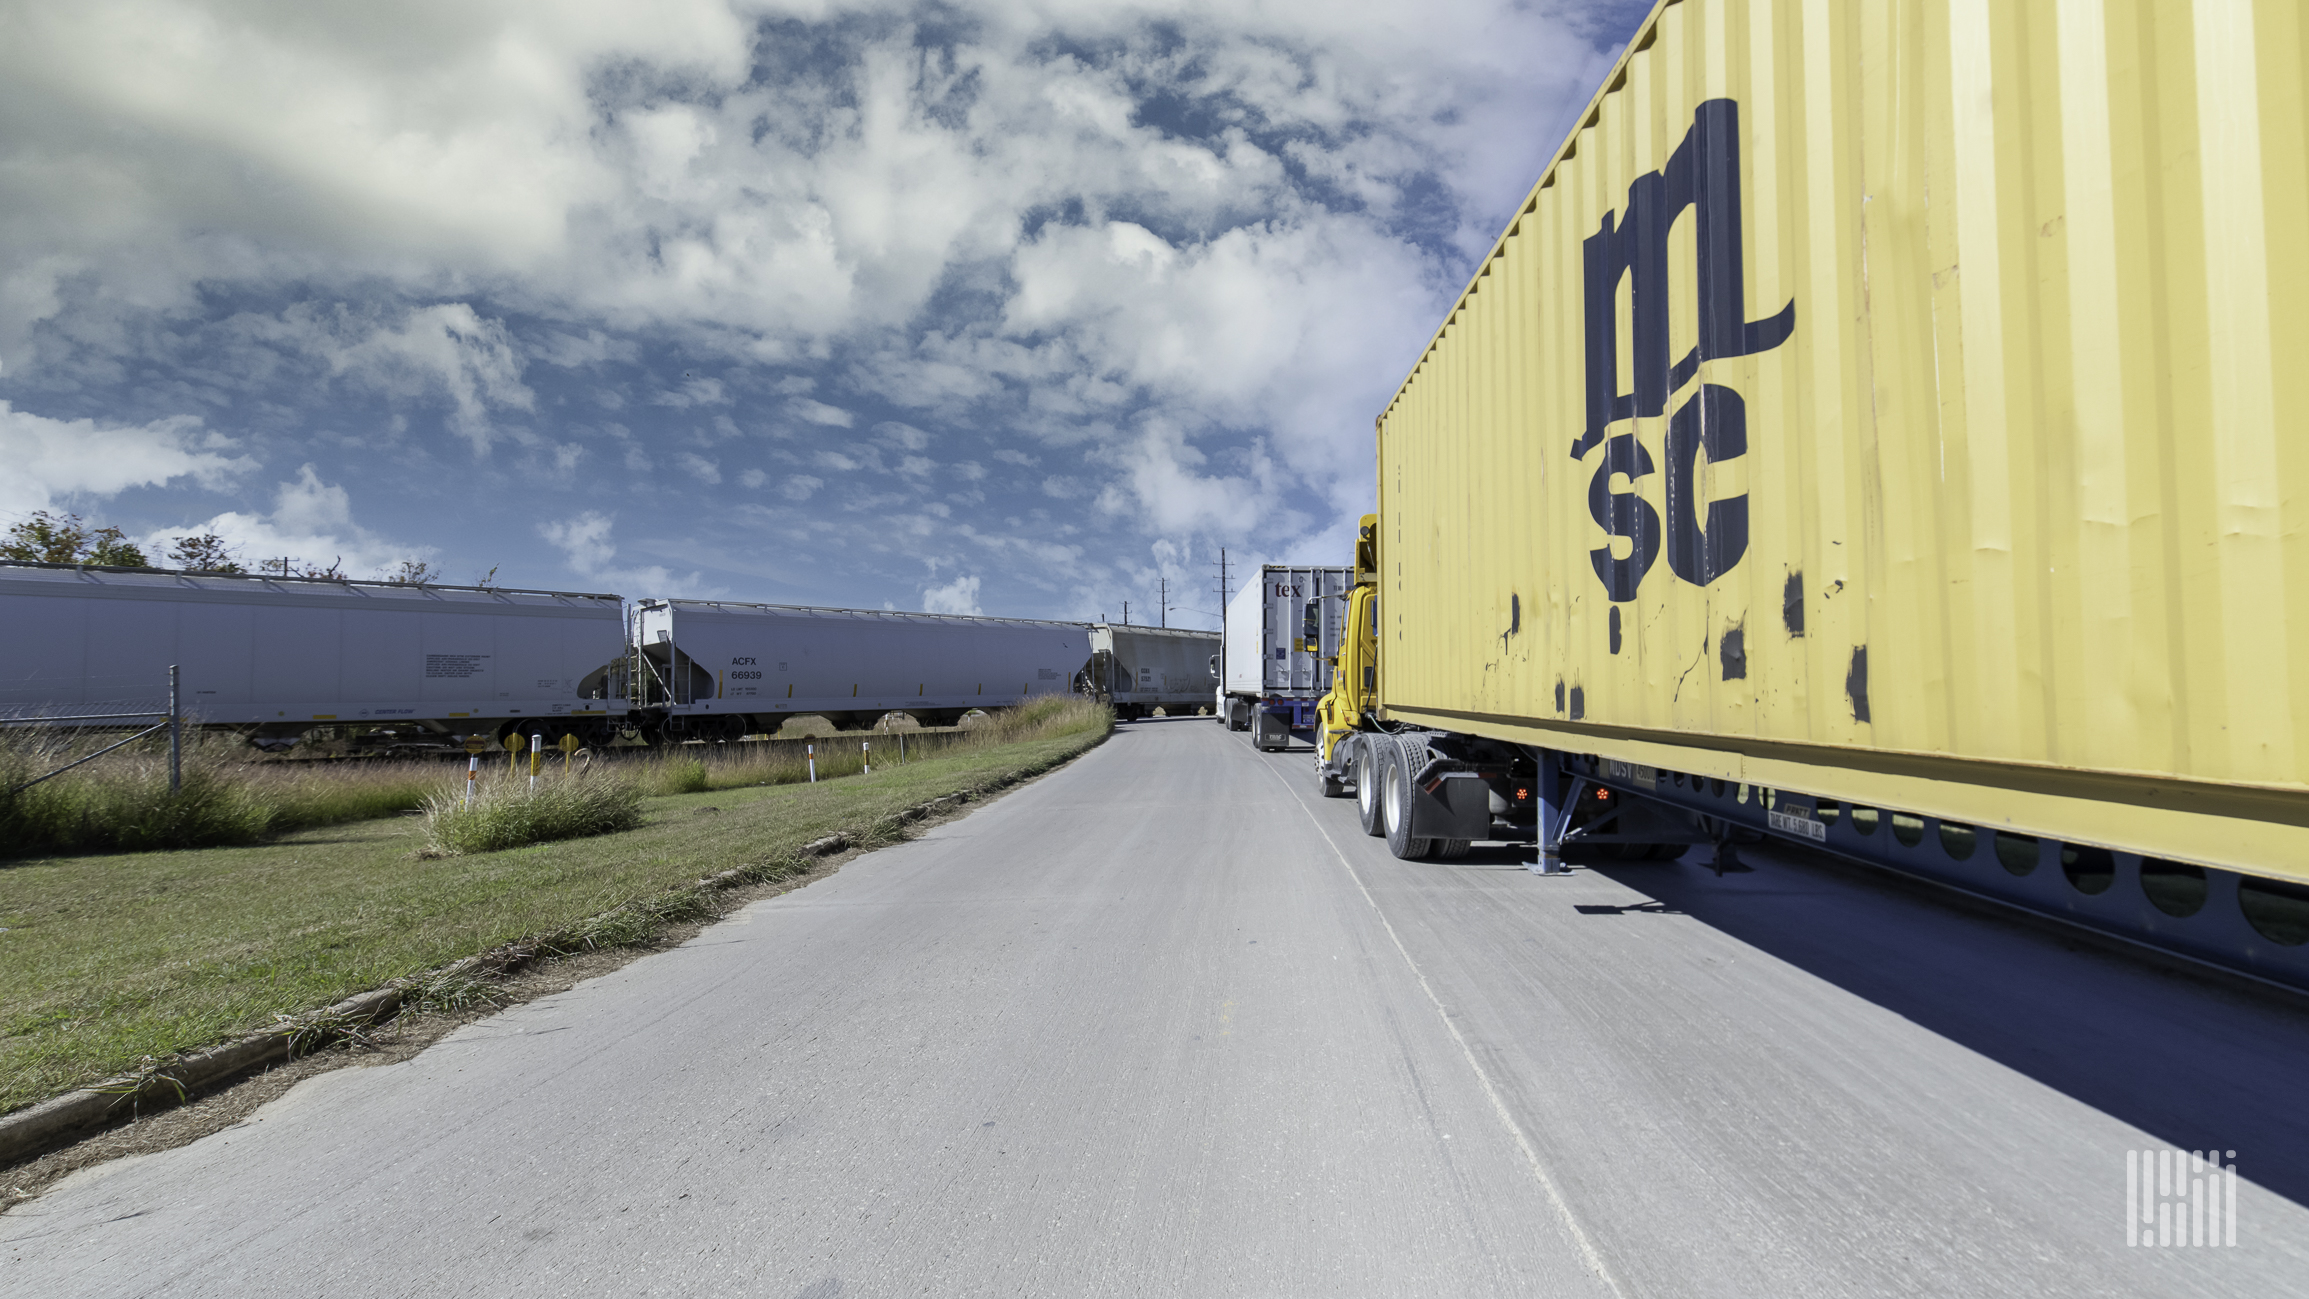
[504,732,521,779]
[559,731,580,772]
[528,733,541,790]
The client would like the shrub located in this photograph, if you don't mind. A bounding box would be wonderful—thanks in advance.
[420,775,645,856]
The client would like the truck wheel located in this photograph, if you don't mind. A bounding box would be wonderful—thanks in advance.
[1354,740,1386,837]
[1381,739,1435,861]
[1436,839,1471,859]
[1318,755,1346,798]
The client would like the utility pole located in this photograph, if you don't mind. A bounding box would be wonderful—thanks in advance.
[1212,547,1229,665]
[1122,600,1129,626]
[1159,577,1169,628]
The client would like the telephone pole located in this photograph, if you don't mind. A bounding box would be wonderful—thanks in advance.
[1158,577,1169,628]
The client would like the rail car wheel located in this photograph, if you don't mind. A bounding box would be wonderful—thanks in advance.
[1354,740,1386,837]
[1381,740,1434,861]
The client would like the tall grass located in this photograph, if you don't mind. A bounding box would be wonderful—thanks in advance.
[419,775,644,856]
[0,728,447,858]
[625,696,1110,793]
[0,698,1110,859]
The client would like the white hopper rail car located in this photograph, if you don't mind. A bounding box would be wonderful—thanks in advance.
[1081,624,1219,720]
[630,600,1091,740]
[0,561,629,749]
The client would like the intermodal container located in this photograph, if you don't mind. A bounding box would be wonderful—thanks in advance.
[1374,0,2309,883]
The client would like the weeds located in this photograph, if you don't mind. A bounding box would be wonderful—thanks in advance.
[403,970,500,1014]
[419,776,644,856]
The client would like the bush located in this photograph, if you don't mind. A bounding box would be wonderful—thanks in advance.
[420,775,645,856]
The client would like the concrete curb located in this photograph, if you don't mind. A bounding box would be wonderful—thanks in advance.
[0,782,1007,1169]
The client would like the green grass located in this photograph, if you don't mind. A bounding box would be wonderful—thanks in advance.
[0,730,448,857]
[0,700,1109,1115]
[420,777,646,856]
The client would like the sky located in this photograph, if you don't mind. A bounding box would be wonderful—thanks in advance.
[0,0,1649,628]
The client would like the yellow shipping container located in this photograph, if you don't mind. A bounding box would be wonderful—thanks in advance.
[1375,0,2309,884]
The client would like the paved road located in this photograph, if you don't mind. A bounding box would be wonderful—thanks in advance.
[6,718,2307,1296]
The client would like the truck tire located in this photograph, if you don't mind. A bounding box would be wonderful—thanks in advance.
[1436,839,1471,859]
[1318,755,1346,798]
[1380,738,1435,861]
[1354,739,1386,837]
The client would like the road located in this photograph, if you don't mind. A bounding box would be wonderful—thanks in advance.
[6,717,2307,1296]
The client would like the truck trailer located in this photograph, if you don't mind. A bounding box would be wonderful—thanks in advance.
[0,561,629,748]
[631,600,1090,740]
[1221,566,1351,752]
[1082,624,1219,720]
[1309,0,2309,993]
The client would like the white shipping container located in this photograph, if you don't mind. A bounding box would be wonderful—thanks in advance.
[1222,567,1352,700]
[0,563,628,735]
[636,601,1089,732]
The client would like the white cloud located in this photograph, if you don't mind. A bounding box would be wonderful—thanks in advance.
[780,474,824,502]
[738,467,767,489]
[790,398,855,428]
[153,464,429,577]
[677,452,722,484]
[0,400,252,516]
[921,572,982,616]
[538,509,714,596]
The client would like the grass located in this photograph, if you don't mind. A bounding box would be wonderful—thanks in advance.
[419,777,645,856]
[0,699,1110,1116]
[0,729,446,857]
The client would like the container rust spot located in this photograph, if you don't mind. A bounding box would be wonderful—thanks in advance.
[1720,624,1747,680]
[1847,646,1871,723]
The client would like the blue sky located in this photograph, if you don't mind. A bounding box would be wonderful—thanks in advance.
[0,0,1647,628]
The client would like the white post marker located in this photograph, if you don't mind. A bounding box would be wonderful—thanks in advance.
[863,739,871,775]
[807,742,817,783]
[167,664,182,796]
[529,733,541,791]
[466,755,478,806]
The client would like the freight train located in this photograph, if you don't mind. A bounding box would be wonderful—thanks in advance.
[0,561,1210,750]
[1292,0,2309,994]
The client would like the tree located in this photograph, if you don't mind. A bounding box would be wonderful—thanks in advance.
[297,556,345,580]
[381,559,438,585]
[167,533,244,573]
[1,511,147,566]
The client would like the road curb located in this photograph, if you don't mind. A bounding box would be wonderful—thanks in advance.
[0,782,1005,1170]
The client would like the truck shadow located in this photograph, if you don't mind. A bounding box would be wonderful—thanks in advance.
[1584,849,2309,1212]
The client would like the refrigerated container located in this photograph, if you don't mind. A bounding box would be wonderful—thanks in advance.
[1221,566,1351,750]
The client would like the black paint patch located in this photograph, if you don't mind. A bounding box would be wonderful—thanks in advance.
[1510,593,1521,636]
[1783,572,1804,636]
[1608,605,1623,654]
[1555,678,1566,713]
[1568,686,1586,720]
[1846,646,1871,723]
[1720,624,1747,679]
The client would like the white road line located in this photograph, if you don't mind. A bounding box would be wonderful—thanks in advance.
[1262,753,1630,1299]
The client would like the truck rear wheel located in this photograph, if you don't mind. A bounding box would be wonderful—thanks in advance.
[1381,739,1435,861]
[1354,739,1386,837]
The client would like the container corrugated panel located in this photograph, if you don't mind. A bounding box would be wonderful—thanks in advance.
[1375,0,2309,882]
[1224,567,1353,699]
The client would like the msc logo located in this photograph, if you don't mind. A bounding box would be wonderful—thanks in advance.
[1569,98,1794,602]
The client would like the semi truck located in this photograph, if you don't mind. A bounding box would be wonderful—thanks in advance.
[1220,565,1351,752]
[1306,0,2309,993]
[1081,624,1219,720]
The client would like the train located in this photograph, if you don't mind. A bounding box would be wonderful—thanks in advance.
[0,561,1213,750]
[1289,0,2309,993]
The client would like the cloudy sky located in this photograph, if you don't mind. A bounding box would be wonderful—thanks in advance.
[1,0,1645,626]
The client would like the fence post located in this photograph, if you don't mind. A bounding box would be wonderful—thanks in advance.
[167,664,181,796]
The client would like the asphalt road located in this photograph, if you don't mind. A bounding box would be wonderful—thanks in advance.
[6,717,2307,1297]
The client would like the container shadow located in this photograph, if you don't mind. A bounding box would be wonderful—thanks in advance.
[1586,848,2309,1211]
